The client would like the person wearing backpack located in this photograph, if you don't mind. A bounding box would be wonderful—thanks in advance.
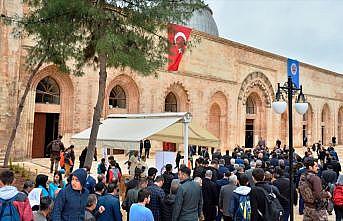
[333,174,343,221]
[299,158,331,221]
[0,170,33,221]
[228,174,251,221]
[249,168,284,221]
[47,135,64,173]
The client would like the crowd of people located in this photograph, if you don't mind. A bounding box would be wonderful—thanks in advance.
[0,137,343,221]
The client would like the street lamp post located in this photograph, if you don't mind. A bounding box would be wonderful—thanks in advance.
[272,76,308,221]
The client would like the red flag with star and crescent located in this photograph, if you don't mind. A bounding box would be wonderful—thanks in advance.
[168,23,192,71]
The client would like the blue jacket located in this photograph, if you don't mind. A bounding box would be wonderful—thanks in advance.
[52,169,89,221]
[98,194,122,221]
[86,175,96,194]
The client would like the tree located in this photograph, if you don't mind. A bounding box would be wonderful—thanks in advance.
[18,0,205,168]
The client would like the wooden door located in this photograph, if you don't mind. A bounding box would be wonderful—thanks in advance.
[32,113,46,158]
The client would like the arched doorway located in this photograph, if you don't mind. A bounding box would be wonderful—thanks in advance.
[321,104,331,145]
[338,106,343,144]
[245,93,266,148]
[32,76,60,158]
[164,82,190,112]
[208,103,221,139]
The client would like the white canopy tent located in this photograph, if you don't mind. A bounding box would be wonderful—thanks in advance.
[71,112,220,162]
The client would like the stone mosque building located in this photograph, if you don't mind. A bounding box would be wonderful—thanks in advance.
[1,3,343,160]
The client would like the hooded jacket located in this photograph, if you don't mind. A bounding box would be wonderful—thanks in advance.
[161,194,176,221]
[228,186,251,219]
[52,168,89,221]
[0,185,33,221]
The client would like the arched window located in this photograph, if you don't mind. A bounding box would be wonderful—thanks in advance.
[246,97,255,114]
[165,92,177,112]
[35,77,60,104]
[109,85,126,108]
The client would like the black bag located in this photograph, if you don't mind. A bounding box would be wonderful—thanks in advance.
[257,186,284,221]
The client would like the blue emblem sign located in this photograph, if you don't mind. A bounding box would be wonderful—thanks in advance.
[287,59,299,88]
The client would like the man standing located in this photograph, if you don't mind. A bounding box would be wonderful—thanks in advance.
[147,175,165,221]
[144,139,151,159]
[299,158,331,221]
[219,174,237,221]
[162,164,175,195]
[52,168,89,220]
[129,188,154,221]
[33,197,53,221]
[47,135,64,173]
[123,178,148,220]
[202,170,219,221]
[98,183,122,221]
[173,165,203,221]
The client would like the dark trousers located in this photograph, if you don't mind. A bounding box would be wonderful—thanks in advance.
[222,215,233,221]
[144,148,150,158]
[299,194,304,214]
[216,211,223,221]
[203,206,216,221]
[282,208,290,221]
[335,205,343,221]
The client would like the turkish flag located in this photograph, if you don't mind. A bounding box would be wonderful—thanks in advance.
[168,23,192,71]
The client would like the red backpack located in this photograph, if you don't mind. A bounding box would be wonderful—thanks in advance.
[333,185,343,206]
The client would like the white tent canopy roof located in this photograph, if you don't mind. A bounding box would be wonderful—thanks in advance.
[71,112,219,150]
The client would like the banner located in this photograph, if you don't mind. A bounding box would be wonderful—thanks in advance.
[287,59,300,88]
[168,23,192,71]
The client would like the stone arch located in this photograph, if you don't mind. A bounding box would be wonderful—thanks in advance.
[164,82,190,112]
[31,65,74,134]
[303,103,314,145]
[321,103,331,145]
[105,74,140,115]
[238,71,275,107]
[29,65,74,158]
[208,91,228,148]
[338,105,343,144]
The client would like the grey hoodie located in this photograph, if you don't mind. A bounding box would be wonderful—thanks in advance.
[0,186,19,200]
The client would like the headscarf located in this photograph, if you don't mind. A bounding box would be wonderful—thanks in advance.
[28,188,42,208]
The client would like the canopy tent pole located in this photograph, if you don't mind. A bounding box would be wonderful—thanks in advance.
[183,113,192,166]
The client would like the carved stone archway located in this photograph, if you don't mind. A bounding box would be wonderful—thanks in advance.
[27,65,74,158]
[164,82,190,112]
[321,103,331,145]
[105,74,140,115]
[208,91,228,149]
[238,72,274,147]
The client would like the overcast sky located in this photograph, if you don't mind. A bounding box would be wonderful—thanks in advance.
[206,0,343,74]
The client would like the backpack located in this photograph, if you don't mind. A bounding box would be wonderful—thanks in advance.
[109,167,122,181]
[256,186,283,221]
[234,194,251,221]
[333,185,343,206]
[51,140,61,152]
[0,196,20,221]
[298,173,315,204]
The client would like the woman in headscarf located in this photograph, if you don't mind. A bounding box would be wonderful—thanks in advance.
[333,174,343,221]
[28,187,42,211]
[35,174,49,197]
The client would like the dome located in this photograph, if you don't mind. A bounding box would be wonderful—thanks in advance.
[184,6,219,36]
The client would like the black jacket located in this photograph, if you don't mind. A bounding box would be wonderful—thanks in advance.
[161,194,176,221]
[250,181,283,221]
[162,172,175,195]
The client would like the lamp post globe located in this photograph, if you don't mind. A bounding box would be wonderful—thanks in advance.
[272,101,287,114]
[295,102,308,115]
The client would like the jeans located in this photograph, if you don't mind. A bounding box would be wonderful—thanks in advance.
[145,148,150,158]
[282,208,290,221]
